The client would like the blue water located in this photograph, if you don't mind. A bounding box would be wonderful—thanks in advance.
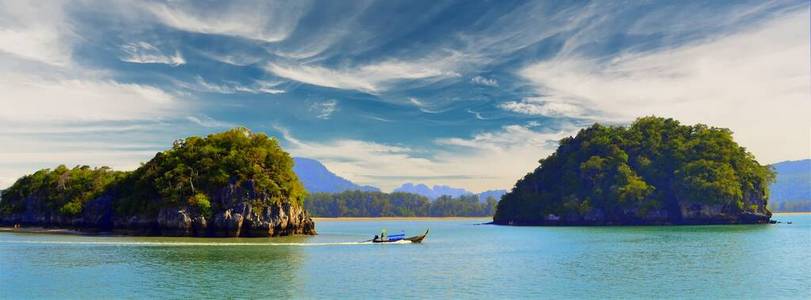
[1,214,809,299]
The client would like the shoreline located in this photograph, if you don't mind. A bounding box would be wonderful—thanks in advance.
[313,217,491,222]
[0,227,88,235]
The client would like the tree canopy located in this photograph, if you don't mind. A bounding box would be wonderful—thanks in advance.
[494,116,775,224]
[1,128,306,218]
[0,165,127,216]
[115,128,305,216]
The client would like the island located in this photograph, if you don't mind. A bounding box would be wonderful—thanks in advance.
[493,116,775,226]
[0,128,316,237]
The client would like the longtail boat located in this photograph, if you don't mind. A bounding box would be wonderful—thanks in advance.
[370,229,429,243]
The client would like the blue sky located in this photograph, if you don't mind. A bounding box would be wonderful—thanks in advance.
[0,0,809,192]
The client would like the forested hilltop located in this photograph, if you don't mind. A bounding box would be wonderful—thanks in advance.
[494,117,775,226]
[0,128,315,237]
[305,191,498,217]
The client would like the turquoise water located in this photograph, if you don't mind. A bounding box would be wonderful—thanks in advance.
[1,214,809,299]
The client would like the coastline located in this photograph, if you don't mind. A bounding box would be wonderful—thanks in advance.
[313,216,491,222]
[0,227,88,235]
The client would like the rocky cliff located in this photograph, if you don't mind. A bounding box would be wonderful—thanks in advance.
[0,185,316,237]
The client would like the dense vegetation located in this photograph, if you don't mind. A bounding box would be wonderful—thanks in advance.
[0,128,306,219]
[0,166,128,216]
[494,116,775,225]
[305,191,498,217]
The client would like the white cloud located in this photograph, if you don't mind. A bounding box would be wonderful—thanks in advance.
[0,1,74,66]
[408,97,424,107]
[471,75,498,87]
[176,76,285,95]
[266,56,462,93]
[141,1,307,42]
[310,100,338,119]
[0,73,179,122]
[120,42,185,66]
[278,124,578,192]
[405,97,446,114]
[186,115,237,128]
[499,97,587,118]
[519,10,811,163]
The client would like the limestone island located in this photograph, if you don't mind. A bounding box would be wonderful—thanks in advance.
[0,128,315,237]
[493,117,775,226]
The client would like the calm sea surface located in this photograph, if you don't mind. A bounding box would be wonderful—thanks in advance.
[1,213,809,299]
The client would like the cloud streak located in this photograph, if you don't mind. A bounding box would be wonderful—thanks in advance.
[310,100,338,119]
[140,1,308,42]
[266,55,462,93]
[120,42,185,66]
[518,9,810,163]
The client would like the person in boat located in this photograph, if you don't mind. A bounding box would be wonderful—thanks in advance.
[373,234,379,242]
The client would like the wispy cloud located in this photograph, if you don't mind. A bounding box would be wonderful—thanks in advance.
[310,100,339,120]
[140,1,307,42]
[266,56,462,93]
[120,42,185,66]
[499,97,587,118]
[186,115,237,128]
[406,97,446,114]
[178,76,285,94]
[519,9,810,163]
[0,74,179,122]
[471,75,498,87]
[466,109,489,120]
[0,1,74,66]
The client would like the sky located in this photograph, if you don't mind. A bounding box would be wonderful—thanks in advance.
[0,0,809,192]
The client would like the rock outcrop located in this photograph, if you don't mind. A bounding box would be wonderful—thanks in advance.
[493,117,776,226]
[0,128,317,237]
[0,191,316,237]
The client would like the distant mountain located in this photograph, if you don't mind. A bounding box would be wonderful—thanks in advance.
[769,159,811,212]
[292,158,505,201]
[478,189,507,201]
[392,183,505,201]
[293,157,380,193]
[394,183,472,200]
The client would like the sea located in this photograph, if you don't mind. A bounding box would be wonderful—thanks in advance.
[1,213,809,299]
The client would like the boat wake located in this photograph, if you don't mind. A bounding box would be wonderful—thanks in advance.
[0,239,413,247]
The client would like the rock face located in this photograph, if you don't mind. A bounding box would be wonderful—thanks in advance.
[494,197,771,226]
[0,188,316,237]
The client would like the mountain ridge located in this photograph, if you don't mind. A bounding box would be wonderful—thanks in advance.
[293,157,379,193]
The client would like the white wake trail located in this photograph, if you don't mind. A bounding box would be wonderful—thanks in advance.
[0,240,413,247]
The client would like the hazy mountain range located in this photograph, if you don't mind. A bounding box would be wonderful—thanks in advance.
[293,157,505,201]
[292,158,380,193]
[393,183,471,199]
[769,159,811,211]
